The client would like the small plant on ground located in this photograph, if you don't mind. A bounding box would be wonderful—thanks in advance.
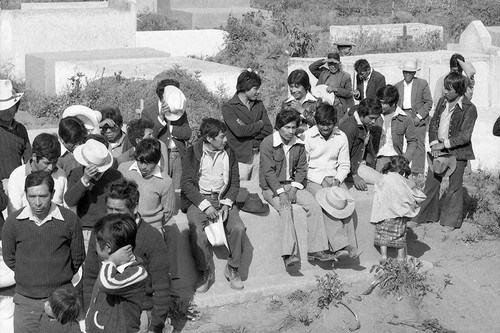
[363,257,434,307]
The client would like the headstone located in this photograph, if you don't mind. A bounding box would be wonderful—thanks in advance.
[457,20,492,53]
[486,26,500,48]
[330,23,443,46]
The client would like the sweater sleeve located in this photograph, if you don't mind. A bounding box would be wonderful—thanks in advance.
[82,231,100,312]
[64,167,88,207]
[1,216,16,270]
[69,213,85,273]
[170,112,192,141]
[253,104,273,141]
[161,176,176,219]
[308,59,325,79]
[97,261,148,296]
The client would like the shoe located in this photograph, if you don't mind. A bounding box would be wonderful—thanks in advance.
[307,251,337,262]
[283,254,300,267]
[224,264,244,290]
[195,267,213,294]
[442,226,455,233]
[335,246,362,259]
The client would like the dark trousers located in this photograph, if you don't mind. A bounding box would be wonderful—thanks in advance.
[411,121,428,174]
[414,160,467,228]
[187,198,246,271]
[168,150,182,190]
[13,293,46,333]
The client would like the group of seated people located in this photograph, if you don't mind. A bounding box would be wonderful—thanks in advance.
[0,47,477,332]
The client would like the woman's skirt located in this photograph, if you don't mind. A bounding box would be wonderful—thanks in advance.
[374,217,409,248]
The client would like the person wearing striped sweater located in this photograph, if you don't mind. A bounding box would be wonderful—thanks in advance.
[86,213,148,333]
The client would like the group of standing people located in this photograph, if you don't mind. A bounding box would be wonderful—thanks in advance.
[0,45,478,332]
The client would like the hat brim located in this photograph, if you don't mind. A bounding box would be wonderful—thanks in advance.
[315,188,355,219]
[400,66,421,72]
[426,152,457,177]
[205,217,229,248]
[326,59,341,64]
[164,110,184,121]
[0,93,23,111]
[333,41,356,47]
[73,145,114,173]
[62,106,102,133]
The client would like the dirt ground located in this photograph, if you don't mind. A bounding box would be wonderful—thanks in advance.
[175,176,500,333]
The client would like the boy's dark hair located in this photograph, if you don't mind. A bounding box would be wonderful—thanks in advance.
[449,53,465,72]
[156,79,181,100]
[275,110,301,130]
[376,85,399,107]
[58,116,86,146]
[357,98,382,117]
[354,59,370,73]
[32,133,61,162]
[99,107,123,128]
[382,155,411,178]
[135,138,161,165]
[106,179,140,212]
[48,287,82,325]
[25,170,55,193]
[85,134,109,148]
[236,70,261,93]
[314,103,337,125]
[287,69,311,92]
[200,118,227,143]
[126,118,155,148]
[444,72,467,95]
[94,213,137,253]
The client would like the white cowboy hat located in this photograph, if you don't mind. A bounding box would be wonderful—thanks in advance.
[162,86,186,121]
[457,59,476,78]
[315,186,355,219]
[62,105,103,134]
[73,139,113,172]
[0,80,23,111]
[311,84,335,106]
[205,215,229,249]
[400,59,421,72]
[427,152,457,178]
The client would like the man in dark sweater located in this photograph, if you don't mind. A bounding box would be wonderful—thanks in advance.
[83,179,172,333]
[64,138,122,251]
[0,79,31,181]
[2,170,85,333]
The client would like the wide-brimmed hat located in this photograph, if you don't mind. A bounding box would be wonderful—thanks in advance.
[0,80,23,111]
[205,215,229,249]
[427,152,457,178]
[163,85,186,121]
[333,41,356,47]
[400,59,421,72]
[311,84,335,106]
[238,193,269,214]
[457,59,476,78]
[316,186,355,219]
[73,139,113,172]
[326,52,341,64]
[62,105,103,134]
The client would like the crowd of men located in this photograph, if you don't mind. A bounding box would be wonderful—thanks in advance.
[0,47,478,332]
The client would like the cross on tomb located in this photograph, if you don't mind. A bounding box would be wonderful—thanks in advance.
[398,25,413,48]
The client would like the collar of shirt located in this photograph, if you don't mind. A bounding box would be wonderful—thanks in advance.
[309,125,342,139]
[157,100,163,116]
[272,130,303,148]
[17,203,63,225]
[444,96,464,112]
[129,161,163,179]
[202,142,225,158]
[403,80,414,88]
[353,111,364,126]
[393,106,408,117]
[285,92,317,104]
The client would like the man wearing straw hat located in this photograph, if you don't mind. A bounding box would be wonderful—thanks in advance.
[0,80,31,182]
[141,80,192,190]
[64,138,122,251]
[394,59,433,179]
[181,118,246,292]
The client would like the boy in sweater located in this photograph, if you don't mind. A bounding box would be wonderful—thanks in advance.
[86,213,148,333]
[2,170,85,333]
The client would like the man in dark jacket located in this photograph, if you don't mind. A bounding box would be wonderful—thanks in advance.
[141,79,192,189]
[353,59,386,101]
[83,179,172,333]
[181,118,246,292]
[222,70,273,181]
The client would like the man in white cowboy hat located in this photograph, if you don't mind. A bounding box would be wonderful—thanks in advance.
[141,79,192,190]
[309,52,355,119]
[62,105,103,135]
[333,40,356,56]
[0,79,31,181]
[64,137,122,251]
[304,105,359,260]
[394,59,433,179]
